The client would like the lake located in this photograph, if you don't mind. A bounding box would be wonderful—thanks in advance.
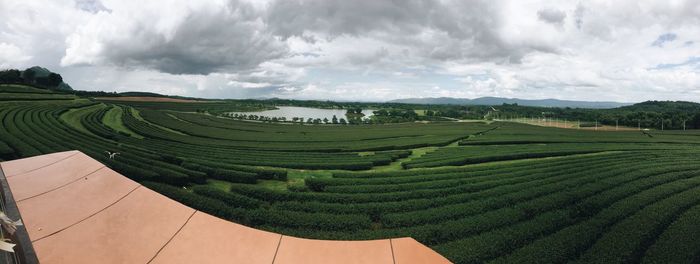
[228,106,375,121]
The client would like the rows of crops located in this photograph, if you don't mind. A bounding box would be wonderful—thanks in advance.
[149,150,700,263]
[460,122,700,145]
[132,108,481,151]
[3,85,700,263]
[115,107,413,169]
[403,142,691,168]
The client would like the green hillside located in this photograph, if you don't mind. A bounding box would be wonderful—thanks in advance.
[2,83,700,263]
[0,66,73,91]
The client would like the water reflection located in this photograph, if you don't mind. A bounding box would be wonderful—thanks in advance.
[228,106,374,121]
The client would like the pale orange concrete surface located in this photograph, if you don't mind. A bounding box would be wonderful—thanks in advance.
[17,167,139,241]
[274,236,395,264]
[0,150,77,177]
[1,151,452,264]
[32,187,195,264]
[392,237,453,264]
[7,152,104,201]
[150,212,281,264]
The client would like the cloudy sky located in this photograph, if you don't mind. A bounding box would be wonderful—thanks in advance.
[1,0,699,102]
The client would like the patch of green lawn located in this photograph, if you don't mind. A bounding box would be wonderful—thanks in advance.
[59,103,106,136]
[102,106,144,139]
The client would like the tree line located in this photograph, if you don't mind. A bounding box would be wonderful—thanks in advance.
[0,67,68,90]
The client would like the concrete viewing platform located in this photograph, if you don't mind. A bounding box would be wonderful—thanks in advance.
[0,151,451,264]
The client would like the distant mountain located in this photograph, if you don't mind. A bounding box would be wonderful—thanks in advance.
[23,66,73,90]
[389,96,631,109]
[23,66,52,78]
[0,66,73,91]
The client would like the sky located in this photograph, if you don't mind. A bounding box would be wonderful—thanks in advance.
[1,0,699,102]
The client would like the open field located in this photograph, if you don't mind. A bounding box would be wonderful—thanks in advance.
[2,85,700,263]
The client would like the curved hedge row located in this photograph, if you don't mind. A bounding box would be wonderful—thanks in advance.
[3,92,700,264]
[641,204,700,263]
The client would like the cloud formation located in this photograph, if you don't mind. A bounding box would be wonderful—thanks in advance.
[538,8,567,26]
[61,1,288,74]
[1,0,699,102]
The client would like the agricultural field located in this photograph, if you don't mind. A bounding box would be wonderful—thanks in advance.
[2,84,700,263]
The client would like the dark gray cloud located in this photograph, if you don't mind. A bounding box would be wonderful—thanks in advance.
[537,8,566,25]
[266,0,436,38]
[267,0,551,64]
[62,0,560,75]
[63,0,288,75]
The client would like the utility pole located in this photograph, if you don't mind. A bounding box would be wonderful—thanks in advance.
[595,120,598,131]
[661,119,664,131]
[616,120,618,131]
[683,120,686,131]
[638,120,641,131]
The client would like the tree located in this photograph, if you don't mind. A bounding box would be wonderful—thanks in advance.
[339,118,347,125]
[332,115,338,124]
[0,69,22,83]
[691,113,700,129]
[47,73,63,87]
[22,69,36,84]
[374,109,389,116]
[426,110,434,116]
[323,117,329,124]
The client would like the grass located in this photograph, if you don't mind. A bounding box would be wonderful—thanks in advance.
[0,92,76,101]
[266,169,332,191]
[206,179,233,192]
[285,169,333,190]
[59,103,106,136]
[130,107,187,135]
[102,106,144,139]
[371,146,438,171]
[205,169,333,192]
[0,84,54,93]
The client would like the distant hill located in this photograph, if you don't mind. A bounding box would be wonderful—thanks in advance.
[617,101,700,112]
[22,66,73,90]
[0,66,73,91]
[22,66,52,78]
[389,97,631,109]
[119,91,169,97]
[118,91,208,101]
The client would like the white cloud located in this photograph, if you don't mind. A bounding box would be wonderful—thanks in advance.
[0,43,31,67]
[61,0,288,74]
[0,0,699,102]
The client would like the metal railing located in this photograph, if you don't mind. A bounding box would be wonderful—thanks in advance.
[0,167,38,264]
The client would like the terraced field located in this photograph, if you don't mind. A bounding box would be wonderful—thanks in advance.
[2,84,700,263]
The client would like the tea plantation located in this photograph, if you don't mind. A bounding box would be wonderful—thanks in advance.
[2,84,700,263]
